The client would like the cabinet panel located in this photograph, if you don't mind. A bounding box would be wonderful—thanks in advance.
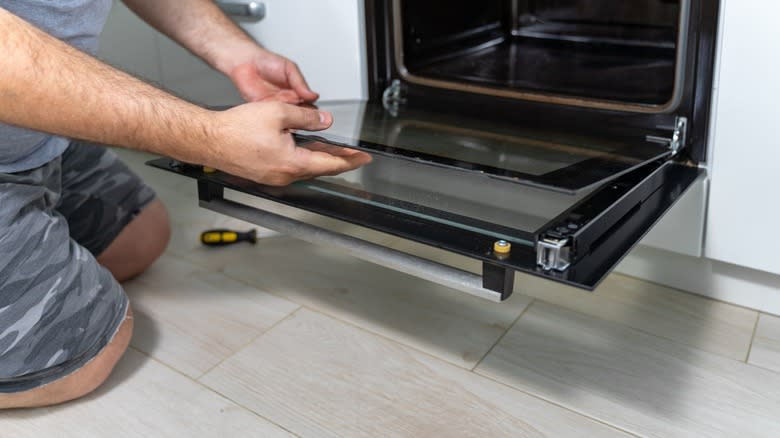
[705,0,780,275]
[235,0,366,101]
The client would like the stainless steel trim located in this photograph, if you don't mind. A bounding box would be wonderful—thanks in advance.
[201,197,504,302]
[536,237,571,271]
[391,0,690,114]
[217,1,266,20]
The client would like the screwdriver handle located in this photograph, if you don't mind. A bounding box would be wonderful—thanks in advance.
[200,229,258,247]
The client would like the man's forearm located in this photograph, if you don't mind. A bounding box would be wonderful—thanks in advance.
[121,0,256,74]
[0,9,218,165]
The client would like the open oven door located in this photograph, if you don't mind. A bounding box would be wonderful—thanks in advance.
[147,99,700,302]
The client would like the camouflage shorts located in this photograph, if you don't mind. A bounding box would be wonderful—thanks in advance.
[0,141,155,393]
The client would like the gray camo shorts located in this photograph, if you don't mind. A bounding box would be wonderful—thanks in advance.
[0,141,155,393]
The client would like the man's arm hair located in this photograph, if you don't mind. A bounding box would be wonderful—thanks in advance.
[121,0,255,74]
[0,8,218,165]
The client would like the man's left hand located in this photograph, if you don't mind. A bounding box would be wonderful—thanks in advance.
[226,46,319,104]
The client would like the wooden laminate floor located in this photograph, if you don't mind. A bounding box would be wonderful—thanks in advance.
[1,150,779,437]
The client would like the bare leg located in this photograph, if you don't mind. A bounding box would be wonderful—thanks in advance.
[0,307,134,409]
[97,198,171,282]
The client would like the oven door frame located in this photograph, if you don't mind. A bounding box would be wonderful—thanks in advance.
[148,155,700,301]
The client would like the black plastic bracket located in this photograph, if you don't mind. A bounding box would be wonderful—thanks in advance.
[482,262,515,301]
[198,179,224,202]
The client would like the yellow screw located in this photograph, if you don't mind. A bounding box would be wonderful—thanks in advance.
[203,166,217,174]
[493,240,512,255]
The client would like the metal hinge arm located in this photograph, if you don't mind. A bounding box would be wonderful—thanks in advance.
[646,116,688,155]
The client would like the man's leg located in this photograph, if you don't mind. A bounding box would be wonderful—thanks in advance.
[56,142,171,283]
[0,309,133,409]
[97,198,170,282]
[0,158,132,408]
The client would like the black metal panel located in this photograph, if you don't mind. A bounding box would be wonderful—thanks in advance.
[561,164,702,286]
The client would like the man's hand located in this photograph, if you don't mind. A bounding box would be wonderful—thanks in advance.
[122,0,319,104]
[227,46,319,104]
[207,103,371,186]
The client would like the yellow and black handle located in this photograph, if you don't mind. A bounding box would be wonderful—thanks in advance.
[200,229,258,247]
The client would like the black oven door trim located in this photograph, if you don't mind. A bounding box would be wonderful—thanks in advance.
[147,156,700,295]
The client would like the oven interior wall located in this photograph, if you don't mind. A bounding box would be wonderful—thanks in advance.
[401,0,681,105]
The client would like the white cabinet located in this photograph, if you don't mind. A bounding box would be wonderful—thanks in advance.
[100,0,365,106]
[231,0,367,102]
[704,0,780,276]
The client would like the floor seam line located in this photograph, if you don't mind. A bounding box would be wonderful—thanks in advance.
[200,253,758,365]
[195,307,303,380]
[293,304,485,370]
[531,296,756,365]
[276,306,638,436]
[746,312,762,363]
[472,367,641,437]
[471,298,535,371]
[128,346,301,437]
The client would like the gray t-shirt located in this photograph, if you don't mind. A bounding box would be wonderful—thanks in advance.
[0,0,113,173]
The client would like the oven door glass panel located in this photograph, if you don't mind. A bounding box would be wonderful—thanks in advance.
[296,101,671,194]
[297,152,594,246]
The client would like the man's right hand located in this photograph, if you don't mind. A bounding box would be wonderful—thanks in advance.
[206,102,372,186]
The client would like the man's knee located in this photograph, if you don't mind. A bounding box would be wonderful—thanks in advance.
[98,198,170,282]
[0,307,134,410]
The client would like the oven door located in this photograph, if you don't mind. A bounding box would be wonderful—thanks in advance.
[148,100,699,302]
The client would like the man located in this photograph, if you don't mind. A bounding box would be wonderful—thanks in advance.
[0,1,371,409]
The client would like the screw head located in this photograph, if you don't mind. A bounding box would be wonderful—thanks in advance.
[493,240,512,255]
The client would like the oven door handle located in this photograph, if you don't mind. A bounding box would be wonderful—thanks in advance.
[216,1,266,20]
[200,197,507,302]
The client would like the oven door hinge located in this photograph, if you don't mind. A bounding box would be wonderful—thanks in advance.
[536,236,571,272]
[382,79,406,116]
[646,116,688,156]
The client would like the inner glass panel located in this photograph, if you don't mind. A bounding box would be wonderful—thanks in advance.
[292,149,595,245]
[399,0,683,105]
[297,101,670,193]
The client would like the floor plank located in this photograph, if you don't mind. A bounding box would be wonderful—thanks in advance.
[187,237,532,369]
[0,349,291,438]
[388,239,758,361]
[748,313,780,373]
[476,301,780,438]
[200,309,628,438]
[125,256,299,378]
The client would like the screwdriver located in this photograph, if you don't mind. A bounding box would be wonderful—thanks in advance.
[200,229,258,247]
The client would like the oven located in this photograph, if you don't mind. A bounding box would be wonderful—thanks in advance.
[149,0,720,302]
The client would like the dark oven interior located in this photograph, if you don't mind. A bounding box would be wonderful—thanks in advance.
[399,0,686,108]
